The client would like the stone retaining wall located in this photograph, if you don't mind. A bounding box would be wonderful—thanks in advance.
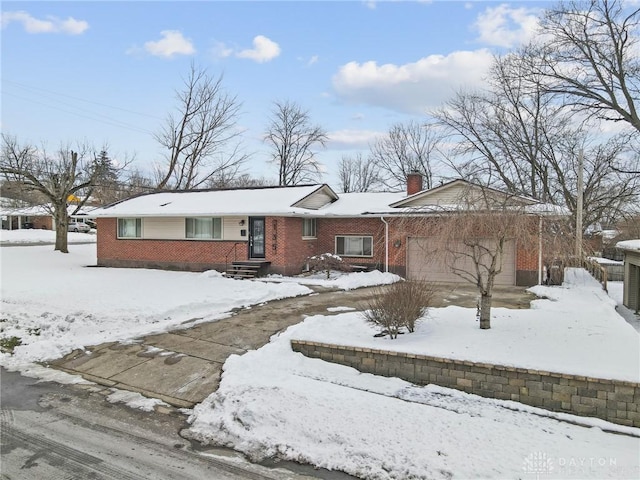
[291,340,640,427]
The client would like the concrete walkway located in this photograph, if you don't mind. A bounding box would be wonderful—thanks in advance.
[50,284,536,408]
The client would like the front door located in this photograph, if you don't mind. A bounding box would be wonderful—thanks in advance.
[249,217,265,259]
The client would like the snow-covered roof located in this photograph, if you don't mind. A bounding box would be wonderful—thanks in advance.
[93,185,336,218]
[616,239,640,251]
[91,182,568,219]
[0,204,50,216]
[0,203,98,217]
[318,192,406,216]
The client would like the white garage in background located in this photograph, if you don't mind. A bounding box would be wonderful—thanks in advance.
[406,237,516,286]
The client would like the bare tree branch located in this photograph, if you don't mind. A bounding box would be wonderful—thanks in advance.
[337,152,380,192]
[264,100,328,186]
[369,120,442,191]
[155,63,247,190]
[1,135,110,252]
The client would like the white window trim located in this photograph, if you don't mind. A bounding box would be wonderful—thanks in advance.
[302,218,317,239]
[335,235,373,258]
[117,218,142,239]
[185,217,223,240]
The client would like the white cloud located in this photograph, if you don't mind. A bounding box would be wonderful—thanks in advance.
[332,49,494,114]
[362,1,377,10]
[307,55,319,66]
[211,40,233,59]
[142,30,195,58]
[474,4,541,48]
[1,11,89,35]
[236,35,280,63]
[327,129,383,149]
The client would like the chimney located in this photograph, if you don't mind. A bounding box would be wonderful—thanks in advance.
[406,171,423,196]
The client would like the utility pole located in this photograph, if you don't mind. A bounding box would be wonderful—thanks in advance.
[575,149,583,261]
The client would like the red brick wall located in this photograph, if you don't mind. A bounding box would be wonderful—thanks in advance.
[97,215,541,285]
[265,217,318,275]
[31,216,53,230]
[97,217,251,271]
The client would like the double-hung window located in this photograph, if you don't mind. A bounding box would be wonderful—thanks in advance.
[117,218,142,238]
[336,235,373,257]
[186,217,222,239]
[302,218,317,238]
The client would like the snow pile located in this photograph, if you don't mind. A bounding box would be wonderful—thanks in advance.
[263,269,401,290]
[0,244,312,368]
[187,309,640,479]
[106,389,170,412]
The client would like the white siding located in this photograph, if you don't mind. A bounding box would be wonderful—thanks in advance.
[138,216,249,240]
[142,217,184,239]
[296,190,334,210]
[402,184,472,207]
[223,216,248,241]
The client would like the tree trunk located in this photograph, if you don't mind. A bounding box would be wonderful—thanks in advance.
[479,293,492,329]
[53,204,69,253]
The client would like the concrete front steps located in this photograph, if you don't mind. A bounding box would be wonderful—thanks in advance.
[225,261,271,279]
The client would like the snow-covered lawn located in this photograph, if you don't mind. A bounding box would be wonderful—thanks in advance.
[289,269,640,382]
[0,228,96,244]
[0,244,310,367]
[2,241,639,479]
[187,269,640,479]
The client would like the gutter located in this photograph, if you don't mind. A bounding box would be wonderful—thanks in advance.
[380,216,389,273]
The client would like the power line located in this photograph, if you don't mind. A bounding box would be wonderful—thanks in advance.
[2,78,162,120]
[3,91,154,135]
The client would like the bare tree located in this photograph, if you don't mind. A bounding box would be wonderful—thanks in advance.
[1,135,109,252]
[433,52,639,233]
[369,120,441,191]
[264,100,328,186]
[155,64,247,190]
[205,172,275,189]
[530,0,640,132]
[337,153,380,192]
[410,186,538,329]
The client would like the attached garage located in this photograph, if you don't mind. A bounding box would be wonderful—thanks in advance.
[406,237,516,286]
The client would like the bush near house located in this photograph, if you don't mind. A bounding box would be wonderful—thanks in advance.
[305,253,351,279]
[362,281,436,339]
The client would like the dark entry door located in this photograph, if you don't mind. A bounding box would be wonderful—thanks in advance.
[249,217,265,259]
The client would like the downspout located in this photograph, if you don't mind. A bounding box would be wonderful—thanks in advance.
[538,215,543,285]
[380,216,389,273]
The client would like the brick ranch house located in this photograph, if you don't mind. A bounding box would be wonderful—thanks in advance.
[94,177,563,286]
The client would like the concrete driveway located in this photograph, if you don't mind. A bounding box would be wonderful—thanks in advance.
[50,283,536,408]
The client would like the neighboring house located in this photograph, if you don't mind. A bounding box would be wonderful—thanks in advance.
[93,176,563,286]
[0,198,97,231]
[0,198,53,230]
[616,239,640,312]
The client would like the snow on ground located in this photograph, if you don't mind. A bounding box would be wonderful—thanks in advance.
[3,241,639,479]
[106,389,170,412]
[264,270,401,290]
[187,310,640,480]
[288,269,639,382]
[608,281,640,333]
[0,228,97,244]
[187,268,640,479]
[0,244,311,368]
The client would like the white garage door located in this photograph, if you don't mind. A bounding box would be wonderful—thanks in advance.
[407,237,516,285]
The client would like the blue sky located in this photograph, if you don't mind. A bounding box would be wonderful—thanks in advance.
[1,1,552,186]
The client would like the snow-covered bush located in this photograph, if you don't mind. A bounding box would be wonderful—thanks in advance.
[305,253,351,279]
[361,281,435,338]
